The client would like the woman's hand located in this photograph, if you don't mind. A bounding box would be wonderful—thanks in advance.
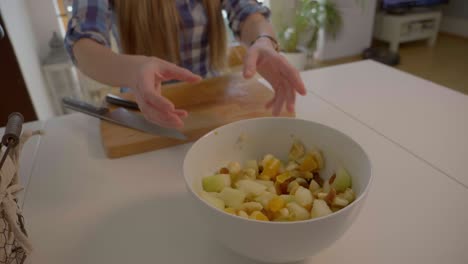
[243,38,307,115]
[131,58,201,129]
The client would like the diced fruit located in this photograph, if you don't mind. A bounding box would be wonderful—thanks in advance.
[267,196,285,212]
[310,150,324,169]
[332,168,352,192]
[219,167,229,174]
[256,180,277,194]
[245,160,258,174]
[332,197,349,207]
[250,211,269,221]
[224,207,237,215]
[235,180,267,198]
[299,153,319,172]
[285,161,298,171]
[219,187,246,208]
[242,168,257,180]
[276,171,292,184]
[228,162,242,175]
[200,191,225,210]
[310,199,333,219]
[329,174,336,184]
[279,194,295,203]
[259,158,281,180]
[279,208,290,218]
[294,186,314,208]
[299,171,313,180]
[316,192,328,200]
[202,174,231,192]
[287,202,310,221]
[255,192,276,207]
[277,177,295,194]
[289,140,305,161]
[324,188,336,206]
[313,172,324,187]
[294,178,309,188]
[309,180,320,193]
[338,188,356,203]
[240,202,263,213]
[261,154,275,167]
[237,210,249,218]
[287,181,300,195]
[323,180,331,193]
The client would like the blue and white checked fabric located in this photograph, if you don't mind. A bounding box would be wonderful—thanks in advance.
[65,0,270,77]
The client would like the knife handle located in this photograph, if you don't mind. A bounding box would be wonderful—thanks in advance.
[105,94,140,110]
[62,97,109,117]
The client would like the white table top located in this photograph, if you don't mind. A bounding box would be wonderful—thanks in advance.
[0,120,44,207]
[22,88,468,263]
[303,60,468,188]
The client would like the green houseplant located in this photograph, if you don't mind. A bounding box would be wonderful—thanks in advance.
[278,0,343,70]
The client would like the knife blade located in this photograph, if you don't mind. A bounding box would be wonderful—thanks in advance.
[62,97,187,140]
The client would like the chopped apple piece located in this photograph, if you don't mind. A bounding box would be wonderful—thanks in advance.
[237,210,249,218]
[219,187,246,208]
[240,202,264,213]
[332,197,349,207]
[224,207,237,215]
[200,191,225,210]
[288,140,305,161]
[332,168,352,192]
[279,194,295,203]
[245,160,258,174]
[255,192,276,207]
[202,174,231,192]
[228,161,242,176]
[310,199,332,219]
[308,180,320,193]
[294,186,314,208]
[235,179,267,198]
[287,202,310,221]
[338,188,356,203]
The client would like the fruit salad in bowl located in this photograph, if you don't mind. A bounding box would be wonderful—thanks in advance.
[200,140,356,222]
[183,118,372,263]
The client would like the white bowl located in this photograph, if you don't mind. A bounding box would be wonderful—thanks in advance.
[183,118,372,263]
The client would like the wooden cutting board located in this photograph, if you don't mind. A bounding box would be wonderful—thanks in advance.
[100,73,294,158]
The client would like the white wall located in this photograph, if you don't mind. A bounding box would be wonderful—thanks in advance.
[0,0,55,120]
[315,0,378,61]
[440,0,468,38]
[26,0,64,61]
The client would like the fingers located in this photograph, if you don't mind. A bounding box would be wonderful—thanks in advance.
[138,98,186,129]
[159,63,202,83]
[140,74,175,112]
[243,47,259,79]
[272,87,286,116]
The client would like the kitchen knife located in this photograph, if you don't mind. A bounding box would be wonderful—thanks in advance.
[62,97,187,140]
[105,94,140,110]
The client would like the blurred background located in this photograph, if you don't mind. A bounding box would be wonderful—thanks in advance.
[0,0,466,126]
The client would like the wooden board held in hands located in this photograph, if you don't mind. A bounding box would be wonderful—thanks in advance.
[100,73,295,158]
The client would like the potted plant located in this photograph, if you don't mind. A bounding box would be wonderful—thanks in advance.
[278,0,342,70]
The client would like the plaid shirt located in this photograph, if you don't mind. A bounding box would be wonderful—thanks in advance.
[65,0,270,77]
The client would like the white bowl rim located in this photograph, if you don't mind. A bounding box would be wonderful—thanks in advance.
[183,117,374,225]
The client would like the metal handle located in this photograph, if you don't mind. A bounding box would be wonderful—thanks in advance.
[105,94,140,110]
[2,112,23,147]
[62,97,109,117]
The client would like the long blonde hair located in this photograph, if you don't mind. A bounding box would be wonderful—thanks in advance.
[113,0,227,71]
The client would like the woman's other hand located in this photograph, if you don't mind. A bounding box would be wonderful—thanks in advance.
[243,38,307,116]
[132,58,201,129]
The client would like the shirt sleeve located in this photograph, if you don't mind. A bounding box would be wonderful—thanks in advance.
[222,0,271,37]
[64,0,113,63]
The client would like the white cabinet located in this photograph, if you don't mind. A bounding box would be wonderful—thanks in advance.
[374,11,442,52]
[315,0,378,61]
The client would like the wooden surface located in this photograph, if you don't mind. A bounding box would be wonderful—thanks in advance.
[100,73,294,158]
